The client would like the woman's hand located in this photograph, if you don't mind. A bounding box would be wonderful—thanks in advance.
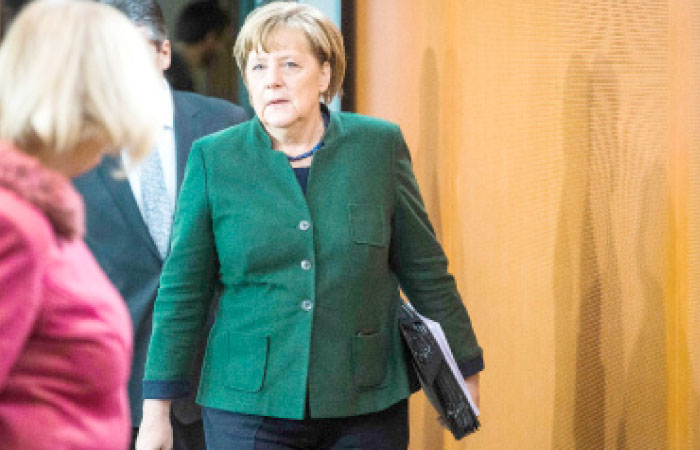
[436,373,481,429]
[135,399,174,450]
[465,373,480,408]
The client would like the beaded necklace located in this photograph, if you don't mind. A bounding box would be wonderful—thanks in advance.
[286,140,324,162]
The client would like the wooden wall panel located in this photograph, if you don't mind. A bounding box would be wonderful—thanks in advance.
[355,1,695,448]
[679,0,700,447]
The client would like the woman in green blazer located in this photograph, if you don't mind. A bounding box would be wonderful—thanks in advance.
[136,2,483,449]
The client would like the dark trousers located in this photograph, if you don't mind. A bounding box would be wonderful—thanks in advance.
[202,399,409,450]
[130,414,206,450]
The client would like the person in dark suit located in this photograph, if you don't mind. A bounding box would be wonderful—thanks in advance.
[72,1,247,449]
[137,2,482,450]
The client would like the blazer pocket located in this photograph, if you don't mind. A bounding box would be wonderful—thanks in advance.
[203,331,268,392]
[351,330,389,389]
[348,203,387,247]
[226,332,268,392]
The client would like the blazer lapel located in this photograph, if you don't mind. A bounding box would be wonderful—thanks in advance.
[172,92,199,192]
[96,155,161,260]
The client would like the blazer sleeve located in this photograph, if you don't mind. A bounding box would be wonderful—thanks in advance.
[143,141,219,396]
[0,210,46,387]
[388,128,484,377]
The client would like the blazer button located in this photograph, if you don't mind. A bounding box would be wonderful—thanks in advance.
[300,299,313,311]
[301,260,312,270]
[298,220,311,231]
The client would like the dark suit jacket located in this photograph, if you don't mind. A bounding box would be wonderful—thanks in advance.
[73,90,247,426]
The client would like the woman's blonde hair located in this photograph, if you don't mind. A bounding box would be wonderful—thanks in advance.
[233,1,345,104]
[0,0,165,164]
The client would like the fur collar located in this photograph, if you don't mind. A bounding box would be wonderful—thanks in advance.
[0,141,84,240]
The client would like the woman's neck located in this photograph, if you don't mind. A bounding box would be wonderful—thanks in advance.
[268,111,325,157]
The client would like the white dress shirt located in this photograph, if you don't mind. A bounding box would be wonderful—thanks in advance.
[121,82,177,216]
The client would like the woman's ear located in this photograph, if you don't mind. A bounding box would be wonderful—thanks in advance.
[156,39,172,72]
[319,60,331,95]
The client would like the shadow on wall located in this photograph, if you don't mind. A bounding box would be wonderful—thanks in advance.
[411,43,471,450]
[409,46,445,450]
[554,53,670,448]
[576,55,626,450]
[625,156,668,448]
[440,44,468,283]
[553,53,596,448]
[417,47,442,238]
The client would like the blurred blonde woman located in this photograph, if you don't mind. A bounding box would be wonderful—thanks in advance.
[138,2,482,449]
[0,1,164,448]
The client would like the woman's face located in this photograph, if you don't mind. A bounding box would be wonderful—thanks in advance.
[245,27,330,133]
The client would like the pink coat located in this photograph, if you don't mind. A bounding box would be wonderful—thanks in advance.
[0,143,133,449]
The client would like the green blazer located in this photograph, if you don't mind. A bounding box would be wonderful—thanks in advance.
[143,110,483,419]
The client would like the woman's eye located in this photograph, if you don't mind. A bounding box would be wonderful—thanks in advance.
[251,63,265,71]
[284,61,299,68]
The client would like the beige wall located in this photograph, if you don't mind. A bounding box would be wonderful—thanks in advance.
[355,1,700,448]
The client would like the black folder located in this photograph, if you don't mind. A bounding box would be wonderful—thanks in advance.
[398,302,480,440]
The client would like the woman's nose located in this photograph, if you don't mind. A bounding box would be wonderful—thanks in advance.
[264,65,282,88]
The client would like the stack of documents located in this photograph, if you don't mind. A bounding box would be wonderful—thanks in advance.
[398,302,480,439]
